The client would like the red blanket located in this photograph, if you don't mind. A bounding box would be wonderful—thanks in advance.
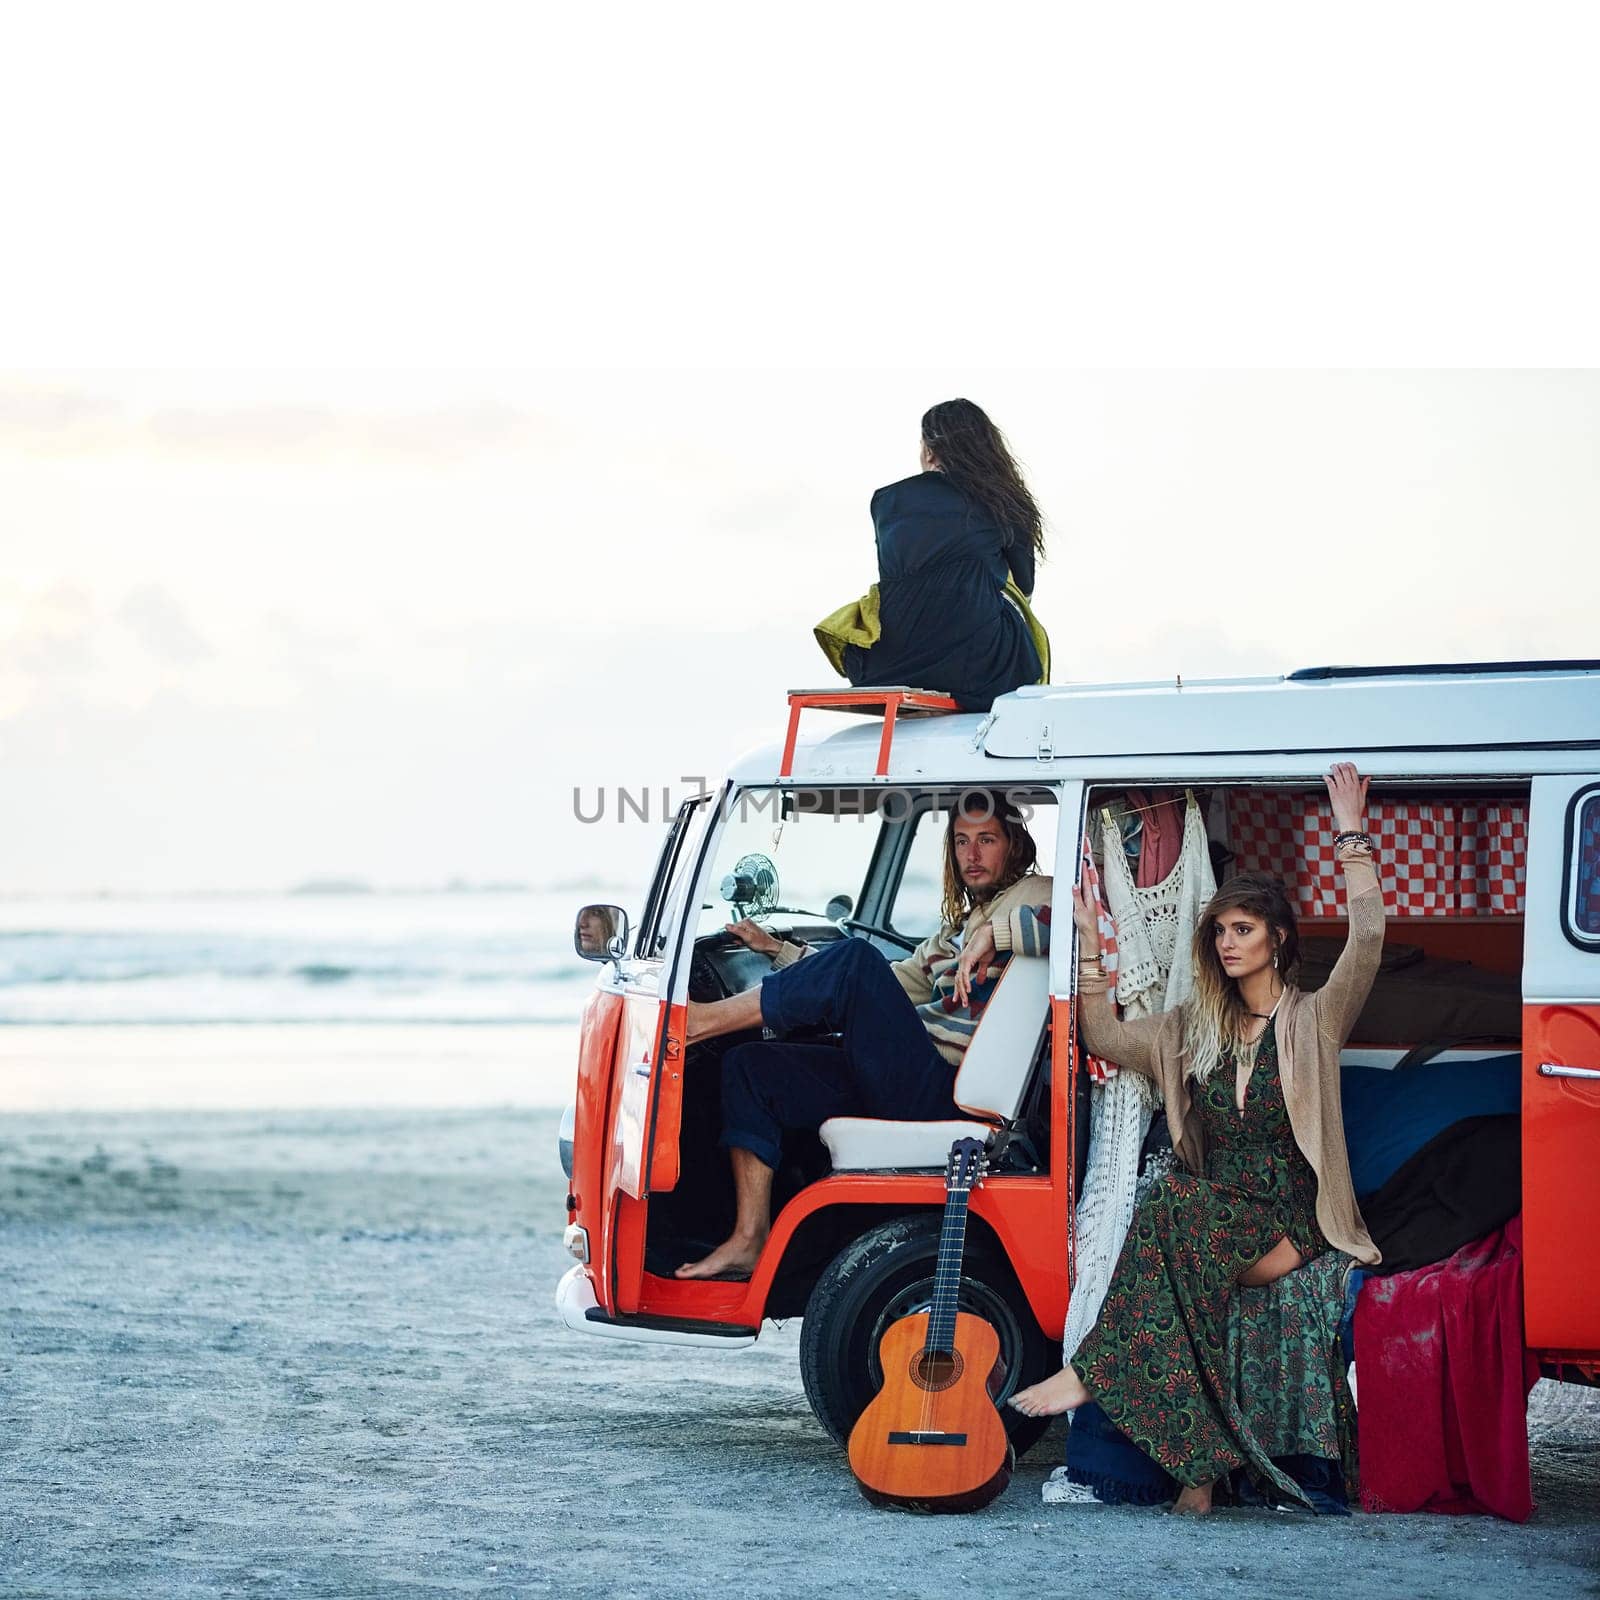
[1354,1216,1539,1520]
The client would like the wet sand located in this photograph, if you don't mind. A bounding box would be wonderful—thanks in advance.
[0,1023,577,1113]
[2,1103,1598,1598]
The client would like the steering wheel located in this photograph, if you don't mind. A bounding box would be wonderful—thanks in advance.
[839,918,921,953]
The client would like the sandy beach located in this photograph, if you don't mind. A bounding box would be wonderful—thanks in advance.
[3,1087,1598,1600]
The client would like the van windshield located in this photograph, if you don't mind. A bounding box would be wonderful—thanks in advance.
[639,793,714,959]
[695,788,887,933]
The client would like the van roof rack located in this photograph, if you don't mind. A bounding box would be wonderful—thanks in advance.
[1288,659,1600,682]
[780,687,962,779]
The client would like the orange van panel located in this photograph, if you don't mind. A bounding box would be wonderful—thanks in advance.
[1522,1003,1600,1351]
[646,1002,687,1193]
[572,989,624,1312]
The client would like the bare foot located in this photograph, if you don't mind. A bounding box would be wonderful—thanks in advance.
[1008,1365,1090,1417]
[1171,1482,1214,1515]
[674,1230,767,1280]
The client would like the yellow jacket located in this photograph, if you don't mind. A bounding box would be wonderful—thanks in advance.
[813,579,1050,683]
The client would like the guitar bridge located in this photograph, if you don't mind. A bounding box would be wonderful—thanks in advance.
[886,1431,969,1446]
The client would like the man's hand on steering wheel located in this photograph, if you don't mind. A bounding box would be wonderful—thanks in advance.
[953,920,997,1008]
[725,917,782,958]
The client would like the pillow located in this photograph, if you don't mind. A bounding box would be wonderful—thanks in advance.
[1339,1054,1521,1198]
[1300,936,1424,977]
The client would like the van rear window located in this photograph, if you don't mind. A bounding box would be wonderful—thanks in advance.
[1570,790,1600,944]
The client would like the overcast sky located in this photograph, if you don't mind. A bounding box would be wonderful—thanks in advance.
[2,7,1597,895]
[2,369,1596,895]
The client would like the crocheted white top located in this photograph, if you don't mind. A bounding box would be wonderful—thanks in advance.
[1059,792,1216,1364]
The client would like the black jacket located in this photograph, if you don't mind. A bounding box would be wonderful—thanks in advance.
[844,471,1040,712]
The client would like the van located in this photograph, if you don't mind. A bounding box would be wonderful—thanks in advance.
[555,662,1600,1454]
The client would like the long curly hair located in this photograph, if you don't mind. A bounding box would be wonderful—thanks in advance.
[938,790,1040,931]
[920,398,1045,559]
[1181,872,1300,1083]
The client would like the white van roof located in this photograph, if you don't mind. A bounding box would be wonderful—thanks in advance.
[729,661,1600,786]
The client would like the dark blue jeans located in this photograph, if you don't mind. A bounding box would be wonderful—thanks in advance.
[720,937,959,1168]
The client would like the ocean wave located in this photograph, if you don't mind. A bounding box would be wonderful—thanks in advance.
[0,901,606,1025]
[0,943,588,989]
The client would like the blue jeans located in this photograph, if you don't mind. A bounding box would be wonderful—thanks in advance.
[720,937,959,1168]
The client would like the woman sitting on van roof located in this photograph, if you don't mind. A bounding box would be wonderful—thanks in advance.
[829,399,1047,713]
[1010,764,1384,1515]
[675,792,1051,1281]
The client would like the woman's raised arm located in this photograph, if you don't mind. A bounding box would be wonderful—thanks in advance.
[1313,763,1387,1046]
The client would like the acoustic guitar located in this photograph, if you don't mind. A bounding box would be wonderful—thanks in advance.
[847,1137,1014,1512]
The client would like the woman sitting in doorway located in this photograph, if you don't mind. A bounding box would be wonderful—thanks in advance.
[1010,764,1384,1514]
[836,398,1047,712]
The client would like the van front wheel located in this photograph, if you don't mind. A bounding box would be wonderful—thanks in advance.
[798,1213,1056,1457]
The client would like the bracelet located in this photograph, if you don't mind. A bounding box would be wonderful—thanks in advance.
[1333,830,1374,849]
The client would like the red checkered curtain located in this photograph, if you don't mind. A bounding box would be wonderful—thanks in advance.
[1225,791,1527,917]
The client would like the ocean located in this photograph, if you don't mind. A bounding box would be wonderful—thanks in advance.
[0,891,607,1111]
[0,890,598,1028]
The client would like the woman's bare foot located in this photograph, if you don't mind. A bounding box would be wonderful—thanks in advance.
[1008,1364,1090,1417]
[1171,1482,1215,1515]
[674,1228,767,1280]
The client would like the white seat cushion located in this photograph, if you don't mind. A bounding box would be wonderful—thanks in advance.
[819,1117,999,1171]
[951,955,1052,1120]
[818,954,1052,1173]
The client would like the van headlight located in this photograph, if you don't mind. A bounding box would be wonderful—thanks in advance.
[558,1101,575,1179]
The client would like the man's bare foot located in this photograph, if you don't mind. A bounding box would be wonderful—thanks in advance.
[674,1230,767,1280]
[1171,1482,1214,1515]
[1008,1364,1090,1417]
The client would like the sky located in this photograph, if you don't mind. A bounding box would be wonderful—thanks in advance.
[2,369,1597,896]
[1,6,1596,896]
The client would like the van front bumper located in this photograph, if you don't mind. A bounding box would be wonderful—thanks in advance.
[553,1266,759,1349]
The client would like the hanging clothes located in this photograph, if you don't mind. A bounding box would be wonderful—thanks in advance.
[1058,791,1216,1365]
[1129,789,1186,889]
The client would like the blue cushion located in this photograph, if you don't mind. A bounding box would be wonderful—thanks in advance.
[1340,1055,1520,1198]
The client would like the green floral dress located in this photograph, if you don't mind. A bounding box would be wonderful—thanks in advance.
[1071,1018,1354,1503]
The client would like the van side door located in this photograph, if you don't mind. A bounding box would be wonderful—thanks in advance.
[1522,775,1600,1358]
[614,791,715,1202]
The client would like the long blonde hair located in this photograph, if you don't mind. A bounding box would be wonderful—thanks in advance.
[938,792,1039,932]
[1181,873,1300,1083]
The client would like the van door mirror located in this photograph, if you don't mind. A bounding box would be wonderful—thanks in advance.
[826,893,854,921]
[574,904,630,962]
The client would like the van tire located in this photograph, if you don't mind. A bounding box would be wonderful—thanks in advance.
[798,1213,1056,1457]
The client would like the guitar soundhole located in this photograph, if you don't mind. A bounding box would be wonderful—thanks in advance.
[911,1350,964,1391]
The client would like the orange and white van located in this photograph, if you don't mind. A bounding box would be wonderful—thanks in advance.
[555,662,1600,1454]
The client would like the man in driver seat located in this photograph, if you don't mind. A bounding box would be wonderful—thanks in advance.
[676,790,1052,1280]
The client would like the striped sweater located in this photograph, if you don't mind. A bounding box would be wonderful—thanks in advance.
[775,873,1053,1067]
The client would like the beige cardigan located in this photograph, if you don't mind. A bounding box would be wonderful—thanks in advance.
[1078,857,1386,1266]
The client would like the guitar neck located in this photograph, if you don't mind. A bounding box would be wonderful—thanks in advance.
[923,1186,972,1358]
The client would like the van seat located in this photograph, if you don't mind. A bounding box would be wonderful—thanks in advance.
[819,956,1051,1170]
